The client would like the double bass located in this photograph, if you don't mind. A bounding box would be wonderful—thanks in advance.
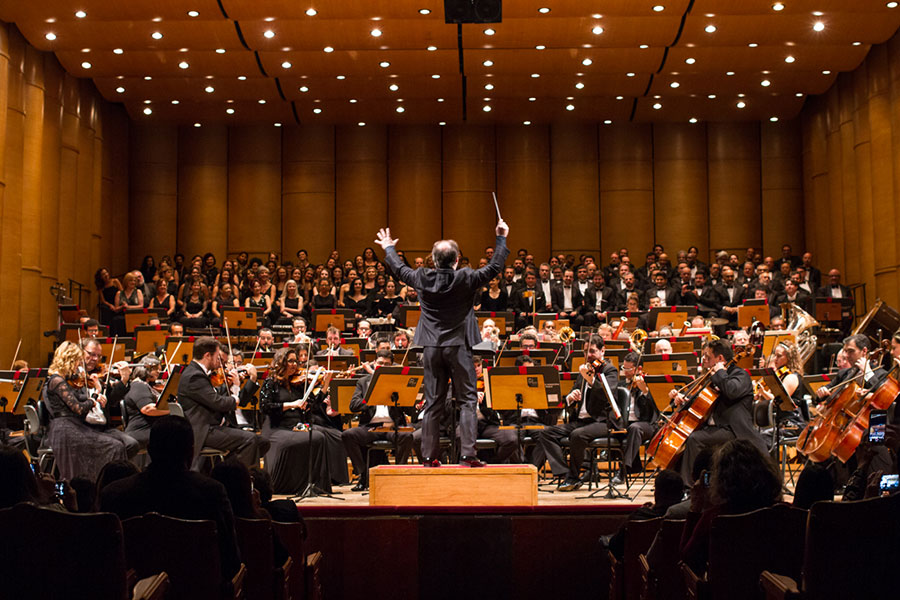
[647,347,752,469]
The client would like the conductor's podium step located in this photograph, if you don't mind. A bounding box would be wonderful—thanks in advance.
[368,464,538,507]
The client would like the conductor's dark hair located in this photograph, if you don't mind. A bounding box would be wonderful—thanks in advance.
[843,333,870,352]
[708,338,733,362]
[432,239,460,269]
[586,333,605,350]
[193,336,223,360]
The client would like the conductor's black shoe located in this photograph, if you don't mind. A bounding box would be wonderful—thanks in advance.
[459,456,486,467]
[422,458,441,467]
[557,479,583,492]
[351,481,368,492]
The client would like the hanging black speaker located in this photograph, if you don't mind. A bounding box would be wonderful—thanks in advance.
[444,0,502,24]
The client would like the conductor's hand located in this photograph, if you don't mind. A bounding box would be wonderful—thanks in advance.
[496,219,509,237]
[375,228,399,250]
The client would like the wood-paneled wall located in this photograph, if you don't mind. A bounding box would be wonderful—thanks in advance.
[139,120,804,269]
[0,24,128,367]
[801,29,900,307]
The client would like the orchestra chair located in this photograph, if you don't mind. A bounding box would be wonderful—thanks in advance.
[166,401,228,467]
[273,521,324,600]
[608,516,663,600]
[638,519,687,600]
[235,517,291,600]
[752,399,800,488]
[0,503,168,600]
[760,493,900,600]
[119,399,148,457]
[35,399,57,475]
[122,512,246,600]
[22,403,43,463]
[587,387,632,488]
[682,504,807,600]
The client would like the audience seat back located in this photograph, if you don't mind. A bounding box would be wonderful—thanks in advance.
[644,519,687,600]
[802,493,900,599]
[0,503,129,600]
[122,512,225,600]
[235,517,289,600]
[273,520,308,600]
[624,517,664,600]
[708,504,807,600]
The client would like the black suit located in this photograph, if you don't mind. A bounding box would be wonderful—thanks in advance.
[771,290,813,316]
[177,361,263,469]
[715,283,745,324]
[582,284,617,325]
[511,286,548,329]
[681,284,723,317]
[805,266,822,291]
[341,373,414,485]
[536,361,619,480]
[100,465,241,580]
[619,382,660,471]
[647,286,680,308]
[678,364,767,484]
[815,284,854,333]
[615,287,647,311]
[550,284,585,328]
[383,234,509,460]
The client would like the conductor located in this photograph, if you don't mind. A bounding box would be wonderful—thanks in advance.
[376,219,510,467]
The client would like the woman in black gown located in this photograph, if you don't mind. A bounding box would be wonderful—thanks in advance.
[477,275,508,311]
[259,347,331,494]
[341,277,372,318]
[95,267,121,328]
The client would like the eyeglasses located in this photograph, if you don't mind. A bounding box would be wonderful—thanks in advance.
[286,359,299,364]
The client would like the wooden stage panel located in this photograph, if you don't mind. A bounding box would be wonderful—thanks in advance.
[369,465,538,507]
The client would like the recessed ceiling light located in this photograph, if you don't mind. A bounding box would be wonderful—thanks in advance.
[143,107,152,115]
[358,122,366,126]
[653,5,665,12]
[796,92,804,97]
[299,86,309,92]
[81,61,91,69]
[770,116,780,122]
[336,75,345,80]
[419,8,431,15]
[115,86,125,93]
[313,108,322,114]
[616,95,624,100]
[582,58,593,66]
[281,61,292,69]
[592,25,604,34]
[566,104,575,111]
[324,46,334,53]
[822,70,831,74]
[238,76,246,80]
[785,55,795,63]
[772,2,785,11]
[705,24,717,33]
[215,48,226,54]
[179,61,189,69]
[689,117,698,123]
[523,121,531,125]
[171,100,179,104]
[708,94,717,99]
[761,79,771,86]
[604,120,612,124]
[379,61,390,68]
[726,71,735,76]
[371,28,382,37]
[482,105,492,112]
[626,72,636,77]
[483,60,493,67]
[536,45,546,50]
[853,41,862,46]
[194,122,202,127]
[640,44,649,49]
[736,101,746,108]
[439,121,446,125]
[205,86,215,93]
[813,22,824,32]
[575,82,585,89]
[748,42,758,47]
[539,7,551,13]
[483,28,495,35]
[144,76,152,80]
[264,30,276,38]
[529,97,537,102]
[75,10,87,18]
[653,102,662,110]
[112,48,124,54]
[389,84,399,91]
[531,73,540,78]
[258,99,266,104]
[437,98,444,102]
[348,98,357,103]
[427,45,437,51]
[812,11,824,16]
[889,1,899,7]
[187,10,200,17]
[226,108,235,114]
[45,32,57,41]
[670,81,680,88]
[307,8,318,16]
[685,57,696,64]
[151,31,163,40]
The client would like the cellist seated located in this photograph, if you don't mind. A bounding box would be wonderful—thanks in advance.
[672,339,768,486]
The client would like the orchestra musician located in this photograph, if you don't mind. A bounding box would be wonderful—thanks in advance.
[316,326,354,357]
[342,349,415,491]
[753,341,807,423]
[669,339,767,486]
[376,218,509,468]
[550,269,584,330]
[536,333,618,491]
[616,352,660,484]
[122,355,170,450]
[470,356,519,463]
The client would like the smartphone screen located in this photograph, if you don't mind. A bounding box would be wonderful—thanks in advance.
[879,474,899,492]
[868,410,887,444]
[55,482,65,496]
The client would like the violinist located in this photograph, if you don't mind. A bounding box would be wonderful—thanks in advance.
[535,334,619,491]
[43,342,131,481]
[341,349,415,491]
[81,338,132,426]
[616,353,660,484]
[754,341,807,422]
[226,349,260,430]
[259,347,331,494]
[122,356,170,450]
[176,336,264,469]
[670,339,767,485]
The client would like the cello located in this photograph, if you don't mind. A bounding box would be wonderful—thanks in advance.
[647,347,753,469]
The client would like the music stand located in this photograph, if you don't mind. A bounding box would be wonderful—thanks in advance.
[748,368,795,412]
[222,306,262,332]
[0,370,26,437]
[97,337,131,367]
[801,374,834,400]
[607,311,646,333]
[815,298,847,323]
[639,352,699,377]
[476,311,514,335]
[311,308,354,332]
[536,314,570,331]
[359,349,418,367]
[133,325,170,357]
[328,378,361,415]
[164,336,195,365]
[557,372,579,400]
[400,305,421,329]
[124,308,166,333]
[61,323,110,343]
[603,348,629,371]
[363,366,423,470]
[643,336,702,354]
[494,349,557,367]
[484,365,559,460]
[643,374,694,412]
[650,306,697,333]
[155,365,184,411]
[337,337,367,357]
[738,300,770,328]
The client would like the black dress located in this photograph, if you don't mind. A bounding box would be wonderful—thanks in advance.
[259,378,331,494]
[479,289,509,312]
[374,294,401,318]
[99,285,118,326]
[182,297,208,329]
[44,375,128,481]
[123,380,159,448]
[149,294,173,317]
[312,294,337,310]
[278,296,302,325]
[343,294,372,317]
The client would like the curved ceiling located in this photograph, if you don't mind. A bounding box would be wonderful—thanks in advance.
[2,0,899,126]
